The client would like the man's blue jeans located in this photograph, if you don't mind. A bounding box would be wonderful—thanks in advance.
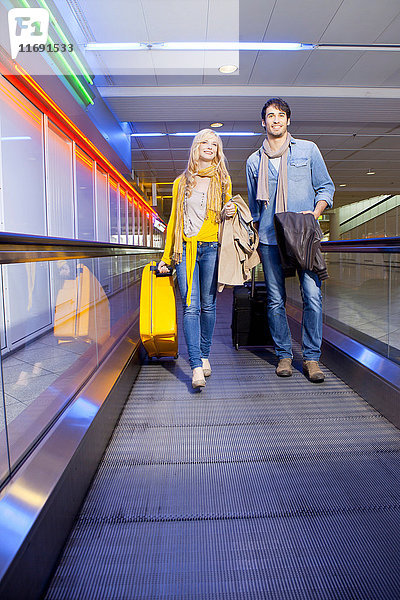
[258,243,322,361]
[175,241,218,369]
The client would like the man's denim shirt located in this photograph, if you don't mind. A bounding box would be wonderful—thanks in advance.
[246,137,335,245]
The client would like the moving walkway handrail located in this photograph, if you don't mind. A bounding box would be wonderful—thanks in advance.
[0,232,161,264]
[322,236,400,253]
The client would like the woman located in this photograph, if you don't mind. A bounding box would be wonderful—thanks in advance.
[158,129,235,388]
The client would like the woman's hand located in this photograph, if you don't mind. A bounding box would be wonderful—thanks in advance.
[224,201,236,218]
[157,260,171,274]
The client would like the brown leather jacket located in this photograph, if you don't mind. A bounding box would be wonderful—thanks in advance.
[218,195,260,291]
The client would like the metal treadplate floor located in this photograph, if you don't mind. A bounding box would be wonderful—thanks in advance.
[45,290,400,600]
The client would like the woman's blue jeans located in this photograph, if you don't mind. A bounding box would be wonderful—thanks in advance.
[175,241,218,369]
[258,243,323,361]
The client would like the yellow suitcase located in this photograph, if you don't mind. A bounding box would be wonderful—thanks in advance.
[139,261,178,358]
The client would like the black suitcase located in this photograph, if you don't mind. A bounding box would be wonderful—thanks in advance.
[231,270,274,350]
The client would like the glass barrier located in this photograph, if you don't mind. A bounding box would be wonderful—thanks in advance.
[285,248,400,366]
[0,248,162,488]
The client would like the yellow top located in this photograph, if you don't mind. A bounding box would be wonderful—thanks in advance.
[161,175,232,305]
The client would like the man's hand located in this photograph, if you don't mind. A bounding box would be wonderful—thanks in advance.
[224,201,236,217]
[301,200,328,220]
[157,260,170,274]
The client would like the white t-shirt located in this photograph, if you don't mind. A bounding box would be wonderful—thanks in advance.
[184,188,208,237]
[270,157,281,172]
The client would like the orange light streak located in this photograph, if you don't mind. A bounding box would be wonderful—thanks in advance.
[10,64,160,219]
[0,80,41,125]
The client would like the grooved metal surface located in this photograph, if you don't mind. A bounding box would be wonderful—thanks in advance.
[45,290,400,600]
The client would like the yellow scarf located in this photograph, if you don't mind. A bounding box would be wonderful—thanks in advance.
[172,165,224,264]
[173,165,224,306]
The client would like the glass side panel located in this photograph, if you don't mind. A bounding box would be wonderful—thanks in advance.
[110,179,119,243]
[284,251,399,365]
[75,147,95,241]
[120,189,127,245]
[0,250,161,484]
[127,196,133,245]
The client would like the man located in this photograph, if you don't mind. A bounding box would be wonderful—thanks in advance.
[246,98,334,382]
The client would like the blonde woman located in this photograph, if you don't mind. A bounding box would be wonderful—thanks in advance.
[158,129,235,388]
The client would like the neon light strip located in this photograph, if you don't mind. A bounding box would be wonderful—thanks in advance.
[75,147,93,169]
[0,80,42,124]
[35,0,93,84]
[10,65,158,217]
[17,0,93,104]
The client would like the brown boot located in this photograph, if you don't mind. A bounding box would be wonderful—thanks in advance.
[276,358,293,377]
[303,360,324,383]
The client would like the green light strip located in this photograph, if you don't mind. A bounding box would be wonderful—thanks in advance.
[15,0,94,104]
[48,35,94,104]
[36,0,94,85]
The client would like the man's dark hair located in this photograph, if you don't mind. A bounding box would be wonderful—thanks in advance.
[261,98,291,122]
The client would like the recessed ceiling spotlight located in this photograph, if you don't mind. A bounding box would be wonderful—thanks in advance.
[210,122,223,128]
[339,184,347,187]
[367,169,376,175]
[218,64,238,74]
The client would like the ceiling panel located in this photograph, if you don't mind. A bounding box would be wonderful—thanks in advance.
[264,0,343,42]
[248,51,312,85]
[319,0,400,43]
[375,12,400,42]
[340,52,400,86]
[293,50,362,85]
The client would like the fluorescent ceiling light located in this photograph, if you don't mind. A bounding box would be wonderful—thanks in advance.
[131,133,167,137]
[171,132,259,137]
[367,170,376,175]
[85,42,313,51]
[1,136,31,141]
[339,184,347,187]
[218,132,259,136]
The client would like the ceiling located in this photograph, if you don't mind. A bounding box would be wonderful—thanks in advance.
[53,0,400,214]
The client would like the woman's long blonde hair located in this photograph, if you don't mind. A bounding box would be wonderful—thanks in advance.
[182,129,230,196]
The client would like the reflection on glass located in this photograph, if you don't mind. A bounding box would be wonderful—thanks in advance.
[54,261,110,345]
[285,251,400,365]
[0,252,161,478]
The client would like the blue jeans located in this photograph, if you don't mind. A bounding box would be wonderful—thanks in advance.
[258,243,322,361]
[175,241,218,369]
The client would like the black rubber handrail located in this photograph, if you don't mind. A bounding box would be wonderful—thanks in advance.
[322,236,400,253]
[0,231,158,249]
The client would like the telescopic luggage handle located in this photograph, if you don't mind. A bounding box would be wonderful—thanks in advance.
[250,267,256,299]
[151,263,173,277]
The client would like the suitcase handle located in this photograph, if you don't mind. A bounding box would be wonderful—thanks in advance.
[250,267,256,298]
[151,263,173,277]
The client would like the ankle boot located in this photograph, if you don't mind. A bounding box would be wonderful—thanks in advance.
[192,367,206,389]
[276,358,293,377]
[201,358,212,377]
[303,360,324,383]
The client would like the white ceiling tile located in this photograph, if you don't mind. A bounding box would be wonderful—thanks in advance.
[339,53,400,86]
[319,0,400,43]
[239,0,276,41]
[264,0,343,42]
[249,52,312,85]
[293,50,363,85]
[374,12,400,43]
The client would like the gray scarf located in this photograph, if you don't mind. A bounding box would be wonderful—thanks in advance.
[256,133,292,213]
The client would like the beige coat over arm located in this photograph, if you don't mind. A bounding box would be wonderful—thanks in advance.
[218,195,260,292]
